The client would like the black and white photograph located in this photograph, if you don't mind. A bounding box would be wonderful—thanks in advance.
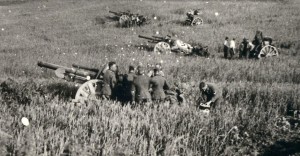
[0,0,299,155]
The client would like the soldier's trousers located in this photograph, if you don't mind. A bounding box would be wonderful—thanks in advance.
[224,46,229,58]
[229,48,235,59]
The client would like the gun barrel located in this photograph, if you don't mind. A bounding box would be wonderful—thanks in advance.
[37,61,67,70]
[109,11,118,14]
[72,64,99,73]
[138,35,160,41]
[38,61,97,78]
[152,36,164,40]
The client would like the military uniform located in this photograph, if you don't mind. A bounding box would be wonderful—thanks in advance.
[150,75,170,102]
[131,74,151,103]
[100,70,117,99]
[199,83,220,108]
[239,39,252,59]
[123,72,136,103]
[224,39,229,59]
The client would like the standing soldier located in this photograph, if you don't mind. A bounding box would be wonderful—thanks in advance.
[229,38,236,59]
[131,66,151,103]
[239,38,252,59]
[123,65,136,103]
[150,68,170,103]
[223,37,229,59]
[100,61,117,100]
[197,81,220,109]
[251,30,264,58]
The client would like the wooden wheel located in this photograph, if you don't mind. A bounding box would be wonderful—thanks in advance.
[191,17,203,26]
[258,45,278,58]
[74,79,102,104]
[154,42,171,54]
[119,15,130,27]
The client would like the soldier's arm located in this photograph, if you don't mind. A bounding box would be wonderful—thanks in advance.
[131,82,136,102]
[163,79,170,90]
[111,74,117,89]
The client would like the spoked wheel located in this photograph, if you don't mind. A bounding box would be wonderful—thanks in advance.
[154,42,171,54]
[119,15,130,27]
[258,45,279,58]
[191,17,203,26]
[74,79,102,104]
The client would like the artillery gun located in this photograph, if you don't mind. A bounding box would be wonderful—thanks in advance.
[249,31,279,59]
[109,11,148,27]
[37,61,106,104]
[185,9,203,26]
[138,35,194,54]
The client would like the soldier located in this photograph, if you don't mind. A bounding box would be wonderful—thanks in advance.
[223,37,229,59]
[229,38,236,59]
[197,81,220,109]
[150,68,170,102]
[131,66,151,103]
[186,10,194,22]
[123,65,136,103]
[100,61,117,100]
[239,38,252,59]
[251,30,264,57]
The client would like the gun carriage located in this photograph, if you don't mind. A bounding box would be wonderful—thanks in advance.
[253,37,279,59]
[138,35,194,54]
[109,11,148,27]
[249,31,279,59]
[185,10,203,26]
[138,35,193,54]
[37,61,106,104]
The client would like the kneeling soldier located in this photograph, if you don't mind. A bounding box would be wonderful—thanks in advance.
[198,81,220,109]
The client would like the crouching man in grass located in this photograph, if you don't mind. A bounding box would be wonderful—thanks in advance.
[197,81,220,110]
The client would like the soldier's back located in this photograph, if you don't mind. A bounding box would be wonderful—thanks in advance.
[133,74,151,101]
[101,70,116,96]
[150,76,169,100]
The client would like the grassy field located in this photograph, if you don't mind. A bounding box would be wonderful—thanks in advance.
[0,0,300,155]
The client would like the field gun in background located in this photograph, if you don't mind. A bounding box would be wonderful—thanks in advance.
[109,10,148,27]
[138,35,194,54]
[37,61,106,104]
[185,9,203,26]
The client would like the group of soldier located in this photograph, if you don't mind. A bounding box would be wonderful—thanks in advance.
[99,62,169,103]
[223,30,272,59]
[98,61,219,110]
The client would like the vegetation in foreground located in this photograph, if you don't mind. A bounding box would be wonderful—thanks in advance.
[0,0,300,155]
